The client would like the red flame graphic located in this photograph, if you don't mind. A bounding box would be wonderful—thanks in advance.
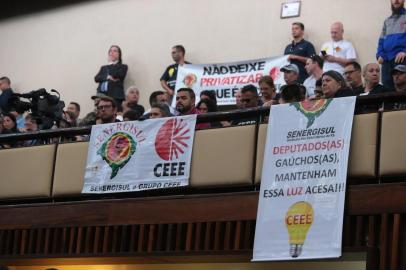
[155,118,191,161]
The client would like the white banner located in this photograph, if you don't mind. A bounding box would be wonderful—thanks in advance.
[82,115,197,194]
[253,97,356,261]
[173,55,289,106]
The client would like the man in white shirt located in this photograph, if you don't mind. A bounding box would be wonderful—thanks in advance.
[303,55,324,97]
[321,22,357,74]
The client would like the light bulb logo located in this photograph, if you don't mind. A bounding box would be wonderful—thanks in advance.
[285,201,314,258]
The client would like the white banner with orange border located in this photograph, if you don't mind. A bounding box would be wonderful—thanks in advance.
[253,97,356,260]
[173,55,289,106]
[82,115,196,194]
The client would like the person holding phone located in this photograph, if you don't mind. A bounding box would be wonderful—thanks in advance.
[320,22,357,74]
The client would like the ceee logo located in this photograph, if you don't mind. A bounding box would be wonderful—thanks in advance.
[153,118,191,177]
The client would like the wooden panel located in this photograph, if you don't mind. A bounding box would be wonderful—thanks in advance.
[0,192,258,229]
[0,184,405,231]
[390,214,400,270]
[0,185,404,269]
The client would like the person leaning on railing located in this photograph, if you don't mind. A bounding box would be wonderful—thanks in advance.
[175,88,210,129]
[321,70,355,99]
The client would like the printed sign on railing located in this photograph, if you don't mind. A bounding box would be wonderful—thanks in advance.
[253,97,356,260]
[82,115,196,194]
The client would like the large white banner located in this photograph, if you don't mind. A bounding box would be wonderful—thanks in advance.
[82,115,197,194]
[173,55,289,106]
[253,97,356,261]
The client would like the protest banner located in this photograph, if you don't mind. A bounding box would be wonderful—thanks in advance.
[82,115,196,194]
[173,55,289,106]
[253,97,356,260]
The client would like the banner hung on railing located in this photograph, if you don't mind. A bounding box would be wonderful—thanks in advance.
[173,55,289,106]
[82,115,197,194]
[253,96,356,261]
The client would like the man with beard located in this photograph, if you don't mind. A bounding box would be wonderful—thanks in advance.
[175,88,209,129]
[284,22,316,83]
[176,88,197,116]
[97,96,120,124]
[161,45,190,104]
[377,0,406,90]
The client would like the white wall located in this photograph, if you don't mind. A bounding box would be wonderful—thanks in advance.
[0,0,390,115]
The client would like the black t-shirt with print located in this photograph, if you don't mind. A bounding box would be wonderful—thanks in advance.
[284,39,316,83]
[160,62,191,90]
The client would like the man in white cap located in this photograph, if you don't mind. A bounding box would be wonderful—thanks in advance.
[281,64,300,85]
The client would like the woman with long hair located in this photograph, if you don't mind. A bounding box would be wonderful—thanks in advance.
[95,45,128,112]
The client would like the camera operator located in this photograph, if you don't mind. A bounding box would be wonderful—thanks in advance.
[0,77,14,113]
[10,88,65,130]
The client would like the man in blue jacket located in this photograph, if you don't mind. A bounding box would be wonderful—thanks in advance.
[377,0,406,90]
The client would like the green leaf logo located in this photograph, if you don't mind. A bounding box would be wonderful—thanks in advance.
[291,99,332,128]
[97,132,137,179]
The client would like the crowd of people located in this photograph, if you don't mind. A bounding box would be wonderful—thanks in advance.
[0,0,405,146]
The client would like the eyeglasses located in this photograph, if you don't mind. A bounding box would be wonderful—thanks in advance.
[240,98,253,103]
[97,105,113,110]
[344,70,357,76]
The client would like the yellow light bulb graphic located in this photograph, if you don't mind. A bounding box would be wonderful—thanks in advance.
[285,201,314,258]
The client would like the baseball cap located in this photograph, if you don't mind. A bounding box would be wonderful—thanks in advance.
[281,64,299,74]
[91,93,108,100]
[392,64,406,74]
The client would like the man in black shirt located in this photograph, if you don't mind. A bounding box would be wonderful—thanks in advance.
[284,22,316,83]
[160,45,190,103]
[344,62,364,95]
